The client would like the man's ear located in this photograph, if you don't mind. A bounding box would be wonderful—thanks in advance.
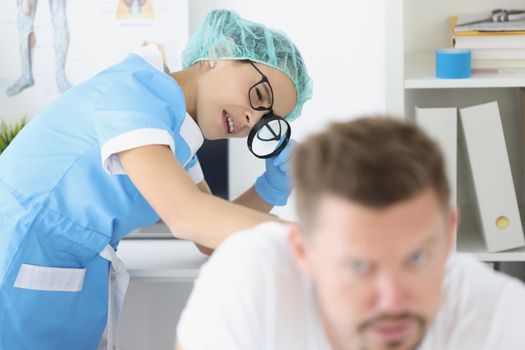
[287,223,313,276]
[445,207,458,255]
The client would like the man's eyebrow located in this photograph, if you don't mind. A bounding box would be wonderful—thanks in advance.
[408,235,439,254]
[337,252,372,264]
[420,235,439,248]
[336,234,441,261]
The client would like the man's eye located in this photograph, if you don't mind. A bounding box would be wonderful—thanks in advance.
[408,250,428,268]
[348,260,370,276]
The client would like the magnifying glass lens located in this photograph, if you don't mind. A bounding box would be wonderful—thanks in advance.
[248,117,291,159]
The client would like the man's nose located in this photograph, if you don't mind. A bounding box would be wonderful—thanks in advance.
[374,273,409,313]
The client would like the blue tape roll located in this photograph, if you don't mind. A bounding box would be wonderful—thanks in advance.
[435,49,471,79]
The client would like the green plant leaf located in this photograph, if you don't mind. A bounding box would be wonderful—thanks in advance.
[0,118,27,154]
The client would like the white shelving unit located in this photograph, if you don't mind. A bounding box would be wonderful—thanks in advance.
[405,53,525,89]
[386,0,525,262]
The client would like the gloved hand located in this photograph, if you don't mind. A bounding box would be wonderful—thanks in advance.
[254,140,297,206]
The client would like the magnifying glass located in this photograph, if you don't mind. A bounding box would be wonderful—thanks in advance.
[247,114,291,159]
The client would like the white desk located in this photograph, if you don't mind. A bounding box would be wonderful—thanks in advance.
[117,239,208,282]
[117,239,206,349]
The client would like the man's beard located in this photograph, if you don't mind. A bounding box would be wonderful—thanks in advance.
[356,313,426,350]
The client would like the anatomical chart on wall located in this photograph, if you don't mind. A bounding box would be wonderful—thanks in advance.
[0,0,189,122]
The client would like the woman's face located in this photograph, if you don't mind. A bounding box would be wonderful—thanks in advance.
[195,60,297,140]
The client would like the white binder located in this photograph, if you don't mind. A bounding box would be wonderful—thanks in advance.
[460,101,525,252]
[415,107,458,206]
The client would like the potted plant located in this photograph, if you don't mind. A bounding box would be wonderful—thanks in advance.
[0,118,27,155]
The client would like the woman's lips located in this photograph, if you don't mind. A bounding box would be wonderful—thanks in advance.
[222,110,229,135]
[222,109,236,135]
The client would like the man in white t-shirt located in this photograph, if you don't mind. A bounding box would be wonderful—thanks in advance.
[176,117,525,350]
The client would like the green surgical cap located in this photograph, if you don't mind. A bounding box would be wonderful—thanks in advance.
[182,9,313,122]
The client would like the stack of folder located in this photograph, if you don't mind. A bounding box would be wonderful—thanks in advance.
[450,11,525,73]
[416,102,525,253]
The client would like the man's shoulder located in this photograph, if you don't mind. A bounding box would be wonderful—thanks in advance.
[178,222,319,349]
[219,222,290,250]
[423,254,525,349]
[445,254,525,293]
[195,221,305,296]
[209,222,296,271]
[443,254,525,308]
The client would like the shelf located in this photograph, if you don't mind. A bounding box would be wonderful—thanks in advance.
[405,53,525,89]
[457,228,525,262]
[386,0,525,263]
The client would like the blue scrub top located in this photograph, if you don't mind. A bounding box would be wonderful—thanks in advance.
[0,47,204,265]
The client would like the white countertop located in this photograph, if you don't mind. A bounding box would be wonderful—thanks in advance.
[117,239,208,282]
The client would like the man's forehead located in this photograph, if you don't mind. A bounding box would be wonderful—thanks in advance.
[316,189,443,221]
[311,190,447,252]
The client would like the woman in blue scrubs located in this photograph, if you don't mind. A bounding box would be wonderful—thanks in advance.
[0,9,312,350]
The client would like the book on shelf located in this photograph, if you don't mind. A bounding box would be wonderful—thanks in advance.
[449,16,525,70]
[470,48,525,60]
[471,68,525,74]
[454,13,525,33]
[450,16,525,49]
[453,34,525,49]
[471,58,525,69]
[459,101,525,253]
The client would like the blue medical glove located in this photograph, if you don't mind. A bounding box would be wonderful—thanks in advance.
[254,140,297,206]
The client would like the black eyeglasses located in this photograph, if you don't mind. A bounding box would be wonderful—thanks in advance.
[243,60,291,159]
[245,60,274,112]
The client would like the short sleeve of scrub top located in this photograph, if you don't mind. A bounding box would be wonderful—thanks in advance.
[185,155,204,184]
[93,45,203,180]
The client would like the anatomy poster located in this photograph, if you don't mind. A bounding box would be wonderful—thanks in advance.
[0,0,189,123]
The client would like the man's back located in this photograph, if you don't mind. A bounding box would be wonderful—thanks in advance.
[177,222,331,350]
[177,222,525,350]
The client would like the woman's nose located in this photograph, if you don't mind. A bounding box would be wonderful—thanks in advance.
[244,110,265,128]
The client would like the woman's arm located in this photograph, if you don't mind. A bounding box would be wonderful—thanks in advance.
[196,174,272,214]
[193,181,271,254]
[118,144,280,249]
[232,186,273,213]
[194,180,215,255]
